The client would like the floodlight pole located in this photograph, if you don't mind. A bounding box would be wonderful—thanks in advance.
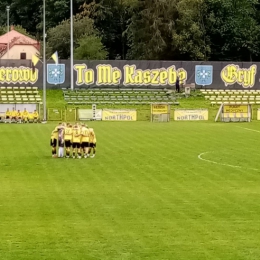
[43,0,47,121]
[70,0,74,90]
[6,6,10,59]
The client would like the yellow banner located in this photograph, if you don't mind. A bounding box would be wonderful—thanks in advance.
[223,105,248,113]
[257,109,260,120]
[151,104,169,114]
[102,109,137,121]
[174,109,208,121]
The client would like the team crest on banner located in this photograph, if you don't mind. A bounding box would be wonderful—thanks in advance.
[47,64,65,85]
[195,65,213,86]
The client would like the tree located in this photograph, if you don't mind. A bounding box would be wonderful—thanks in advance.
[7,0,42,35]
[172,0,211,60]
[46,15,97,59]
[126,0,210,60]
[79,0,138,59]
[205,0,260,61]
[74,35,108,60]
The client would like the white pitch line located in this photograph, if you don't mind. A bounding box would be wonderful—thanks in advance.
[198,152,242,169]
[237,127,260,133]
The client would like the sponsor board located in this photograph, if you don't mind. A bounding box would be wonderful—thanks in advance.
[151,104,169,114]
[102,109,137,121]
[78,109,102,120]
[174,109,208,121]
[223,105,248,113]
[257,109,260,120]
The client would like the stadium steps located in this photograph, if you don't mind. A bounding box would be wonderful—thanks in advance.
[199,89,260,105]
[63,88,178,105]
[0,86,41,104]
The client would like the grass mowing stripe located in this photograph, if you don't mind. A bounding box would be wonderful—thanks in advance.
[1,122,260,259]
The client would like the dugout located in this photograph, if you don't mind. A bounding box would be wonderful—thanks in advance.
[0,103,40,123]
[215,103,252,122]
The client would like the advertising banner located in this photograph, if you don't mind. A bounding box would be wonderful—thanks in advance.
[257,109,260,120]
[102,109,137,121]
[78,109,102,120]
[223,105,248,113]
[151,104,169,114]
[1,59,260,89]
[174,109,208,121]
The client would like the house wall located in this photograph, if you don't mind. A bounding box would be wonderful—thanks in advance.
[1,45,39,60]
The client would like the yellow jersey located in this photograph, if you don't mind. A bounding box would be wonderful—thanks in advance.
[17,112,22,117]
[52,126,59,139]
[28,113,34,119]
[64,127,73,141]
[6,111,11,116]
[89,128,96,143]
[81,127,90,142]
[51,130,56,141]
[22,111,29,118]
[33,112,39,118]
[72,127,81,143]
[11,110,17,117]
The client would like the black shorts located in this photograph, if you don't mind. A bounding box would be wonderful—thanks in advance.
[81,142,89,148]
[11,117,16,120]
[89,143,96,148]
[58,140,64,147]
[65,140,72,147]
[50,138,57,147]
[72,142,81,149]
[6,116,10,119]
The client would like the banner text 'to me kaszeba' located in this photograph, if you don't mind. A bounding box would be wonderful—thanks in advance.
[74,64,188,86]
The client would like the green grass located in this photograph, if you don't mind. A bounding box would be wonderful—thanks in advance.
[42,89,260,122]
[1,121,260,259]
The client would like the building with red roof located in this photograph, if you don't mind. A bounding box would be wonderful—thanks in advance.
[0,26,40,60]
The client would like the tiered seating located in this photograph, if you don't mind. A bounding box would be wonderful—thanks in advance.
[200,89,260,105]
[0,86,42,104]
[62,88,179,105]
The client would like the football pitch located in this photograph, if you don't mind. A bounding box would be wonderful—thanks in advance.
[1,121,260,260]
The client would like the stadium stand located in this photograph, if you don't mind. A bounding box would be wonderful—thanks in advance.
[199,89,260,105]
[0,86,41,104]
[62,88,179,105]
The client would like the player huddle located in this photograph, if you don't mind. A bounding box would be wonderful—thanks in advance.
[50,123,97,159]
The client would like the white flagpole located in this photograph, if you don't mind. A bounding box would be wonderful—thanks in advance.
[70,0,74,90]
[43,0,47,121]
